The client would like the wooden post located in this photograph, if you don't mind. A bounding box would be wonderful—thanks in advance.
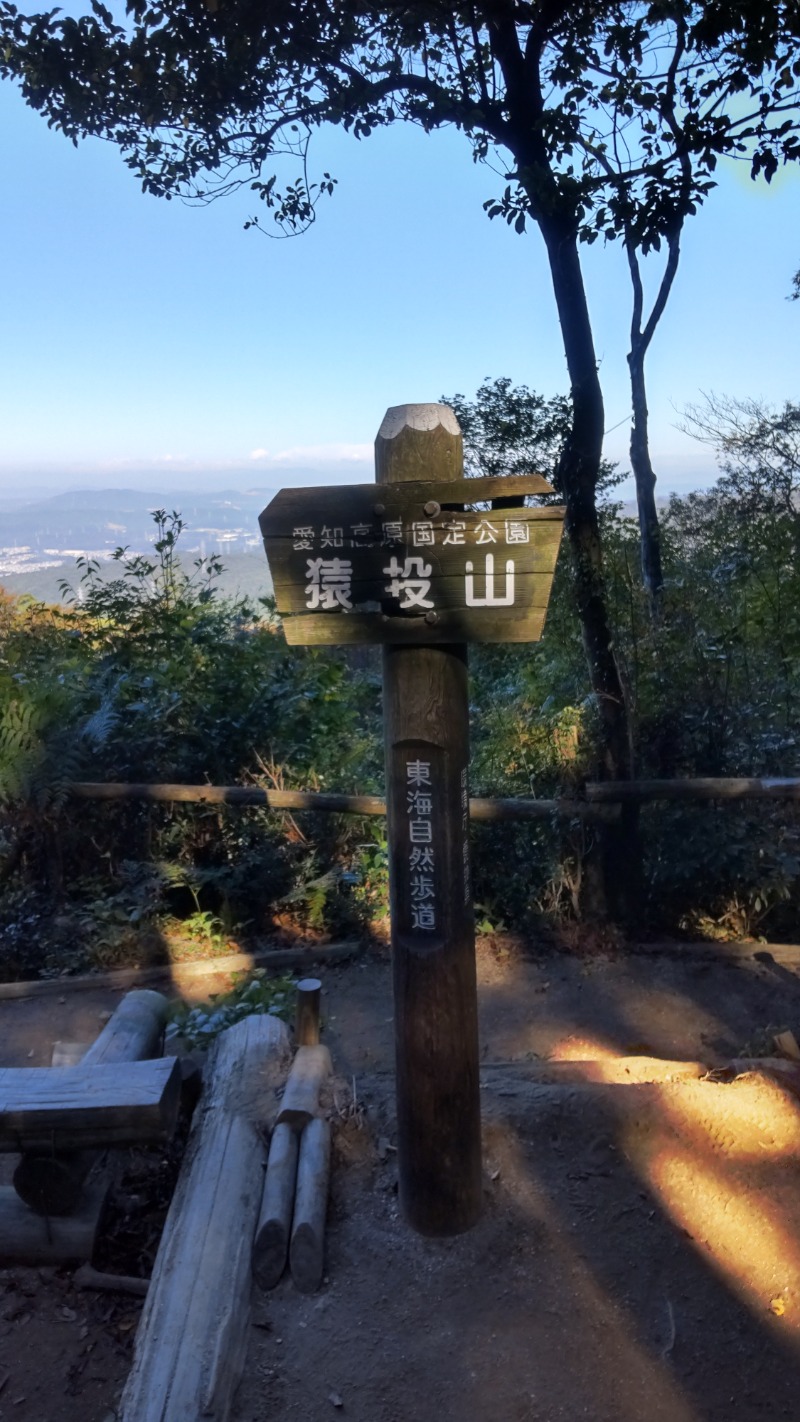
[376,403,482,1235]
[295,977,322,1046]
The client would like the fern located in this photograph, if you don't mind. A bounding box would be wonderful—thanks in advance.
[0,685,119,810]
[0,695,47,806]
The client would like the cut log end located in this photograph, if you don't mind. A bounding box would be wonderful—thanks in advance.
[13,1152,90,1217]
[0,1181,109,1265]
[253,1122,299,1291]
[289,1221,325,1294]
[289,1117,331,1294]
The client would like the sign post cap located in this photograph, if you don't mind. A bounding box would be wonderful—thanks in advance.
[376,404,461,442]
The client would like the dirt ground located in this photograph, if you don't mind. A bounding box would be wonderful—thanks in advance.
[4,937,800,1421]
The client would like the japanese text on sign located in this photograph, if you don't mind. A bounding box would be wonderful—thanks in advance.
[407,758,436,932]
[292,520,531,552]
[303,552,516,612]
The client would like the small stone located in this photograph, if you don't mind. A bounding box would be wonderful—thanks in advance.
[329,1391,344,1408]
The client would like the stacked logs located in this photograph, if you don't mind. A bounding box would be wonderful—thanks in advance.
[0,989,180,1264]
[254,978,333,1293]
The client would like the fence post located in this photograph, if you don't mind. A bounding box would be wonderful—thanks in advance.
[376,403,482,1235]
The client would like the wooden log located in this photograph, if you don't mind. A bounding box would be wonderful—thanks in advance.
[74,1262,150,1297]
[0,940,362,1001]
[118,1014,289,1422]
[378,403,482,1236]
[252,1122,299,1290]
[70,781,388,813]
[0,1182,108,1264]
[290,1117,331,1294]
[295,978,322,1046]
[276,1045,332,1129]
[0,1056,181,1154]
[68,781,614,822]
[82,988,168,1064]
[14,990,171,1216]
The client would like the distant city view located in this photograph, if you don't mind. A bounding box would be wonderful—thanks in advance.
[0,487,278,603]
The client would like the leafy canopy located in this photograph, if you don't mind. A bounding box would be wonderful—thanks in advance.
[2,1,799,251]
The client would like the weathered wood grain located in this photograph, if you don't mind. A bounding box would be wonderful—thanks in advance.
[271,565,559,615]
[118,1014,290,1422]
[66,781,615,823]
[259,452,564,647]
[281,606,548,646]
[276,1045,332,1129]
[289,1117,331,1294]
[252,1122,299,1290]
[260,474,556,537]
[14,989,171,1215]
[378,403,482,1237]
[0,1056,181,1153]
[295,978,322,1047]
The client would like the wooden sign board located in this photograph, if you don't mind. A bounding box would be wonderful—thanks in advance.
[259,473,565,646]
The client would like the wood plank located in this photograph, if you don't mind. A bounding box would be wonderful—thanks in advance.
[265,508,564,558]
[260,475,557,540]
[0,1056,181,1152]
[271,567,558,616]
[261,475,564,647]
[118,1015,290,1422]
[281,606,548,646]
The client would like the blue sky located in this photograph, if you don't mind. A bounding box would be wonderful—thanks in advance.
[1,74,798,501]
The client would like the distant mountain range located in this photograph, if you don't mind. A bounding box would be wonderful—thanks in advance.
[0,487,278,604]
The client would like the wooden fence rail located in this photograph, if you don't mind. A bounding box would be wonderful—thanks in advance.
[68,779,800,816]
[68,782,614,823]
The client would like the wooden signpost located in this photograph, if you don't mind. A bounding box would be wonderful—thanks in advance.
[260,403,564,1235]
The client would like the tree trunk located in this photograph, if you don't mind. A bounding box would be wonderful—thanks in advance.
[629,344,665,609]
[537,214,639,920]
[540,216,632,787]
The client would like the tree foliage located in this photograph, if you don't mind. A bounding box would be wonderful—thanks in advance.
[3,0,799,782]
[3,385,800,960]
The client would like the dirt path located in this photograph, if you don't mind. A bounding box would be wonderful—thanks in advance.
[3,938,800,1421]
